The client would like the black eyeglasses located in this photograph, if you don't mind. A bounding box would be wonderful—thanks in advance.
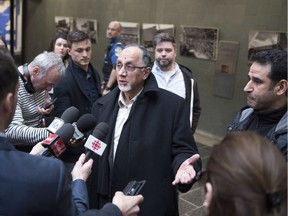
[116,63,147,73]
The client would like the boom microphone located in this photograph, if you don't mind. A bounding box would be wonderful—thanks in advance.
[72,114,97,141]
[41,123,75,158]
[84,122,109,162]
[47,106,79,133]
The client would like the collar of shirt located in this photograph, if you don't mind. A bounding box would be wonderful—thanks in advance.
[118,89,143,108]
[152,62,181,81]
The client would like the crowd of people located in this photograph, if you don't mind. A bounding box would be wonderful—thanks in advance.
[0,19,286,216]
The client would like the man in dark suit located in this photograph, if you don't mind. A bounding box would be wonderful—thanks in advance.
[0,48,143,216]
[87,45,201,216]
[53,30,102,169]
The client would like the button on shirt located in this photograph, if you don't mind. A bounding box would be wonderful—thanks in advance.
[152,62,186,99]
[113,90,142,161]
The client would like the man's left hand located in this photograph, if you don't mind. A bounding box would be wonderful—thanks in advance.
[172,154,200,185]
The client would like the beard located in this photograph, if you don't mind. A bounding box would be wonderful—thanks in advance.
[156,58,173,70]
[118,83,132,92]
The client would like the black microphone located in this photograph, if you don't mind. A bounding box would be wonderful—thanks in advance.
[72,114,97,141]
[47,106,79,133]
[84,122,109,162]
[41,123,75,158]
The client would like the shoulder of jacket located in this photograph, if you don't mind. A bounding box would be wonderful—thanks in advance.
[179,64,193,78]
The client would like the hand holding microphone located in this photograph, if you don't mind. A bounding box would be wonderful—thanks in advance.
[71,153,93,182]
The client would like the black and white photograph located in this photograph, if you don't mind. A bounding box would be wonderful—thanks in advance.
[248,30,287,61]
[55,16,74,36]
[75,18,98,43]
[120,21,140,45]
[179,25,218,61]
[142,23,174,52]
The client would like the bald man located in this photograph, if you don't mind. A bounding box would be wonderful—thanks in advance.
[102,21,125,95]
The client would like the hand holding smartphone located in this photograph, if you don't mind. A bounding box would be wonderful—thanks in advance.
[42,97,57,109]
[123,180,146,196]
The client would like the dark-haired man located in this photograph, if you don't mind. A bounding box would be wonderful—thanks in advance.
[151,33,201,134]
[53,30,102,165]
[227,49,287,159]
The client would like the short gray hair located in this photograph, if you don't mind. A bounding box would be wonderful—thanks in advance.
[29,52,65,78]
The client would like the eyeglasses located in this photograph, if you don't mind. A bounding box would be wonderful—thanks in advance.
[115,63,147,73]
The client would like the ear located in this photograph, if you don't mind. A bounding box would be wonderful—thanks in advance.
[67,48,72,56]
[203,182,213,207]
[3,92,14,113]
[275,79,287,96]
[31,65,40,77]
[142,67,151,80]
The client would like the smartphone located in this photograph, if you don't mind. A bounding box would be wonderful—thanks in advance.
[123,180,146,196]
[42,97,57,109]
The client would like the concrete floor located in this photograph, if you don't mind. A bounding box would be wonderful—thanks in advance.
[178,139,213,216]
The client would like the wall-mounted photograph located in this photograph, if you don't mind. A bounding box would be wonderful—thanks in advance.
[213,41,239,99]
[142,23,175,52]
[120,21,140,45]
[248,30,287,61]
[75,18,98,44]
[179,25,218,61]
[55,16,74,36]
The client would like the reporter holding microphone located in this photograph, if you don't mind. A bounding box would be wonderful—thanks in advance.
[0,48,142,216]
[0,48,92,215]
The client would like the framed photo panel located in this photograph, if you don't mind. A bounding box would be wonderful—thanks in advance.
[55,16,74,36]
[142,23,175,52]
[248,30,287,62]
[120,21,140,45]
[179,25,219,61]
[213,41,240,99]
[75,18,98,44]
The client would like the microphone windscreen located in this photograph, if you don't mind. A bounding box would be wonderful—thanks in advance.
[76,114,97,133]
[61,106,79,123]
[55,123,75,143]
[93,122,109,141]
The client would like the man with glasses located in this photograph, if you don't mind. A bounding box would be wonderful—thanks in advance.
[87,45,201,216]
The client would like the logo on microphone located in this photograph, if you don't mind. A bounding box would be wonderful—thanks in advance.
[92,140,101,151]
[47,118,64,134]
[85,135,107,156]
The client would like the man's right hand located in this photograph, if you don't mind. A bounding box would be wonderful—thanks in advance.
[71,153,93,182]
[112,191,144,216]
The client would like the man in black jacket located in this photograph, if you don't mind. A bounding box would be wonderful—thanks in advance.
[53,30,102,170]
[87,45,201,216]
[227,49,287,159]
[151,33,201,134]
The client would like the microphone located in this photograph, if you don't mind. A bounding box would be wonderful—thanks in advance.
[47,106,79,134]
[84,122,109,162]
[72,113,97,141]
[41,123,75,158]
